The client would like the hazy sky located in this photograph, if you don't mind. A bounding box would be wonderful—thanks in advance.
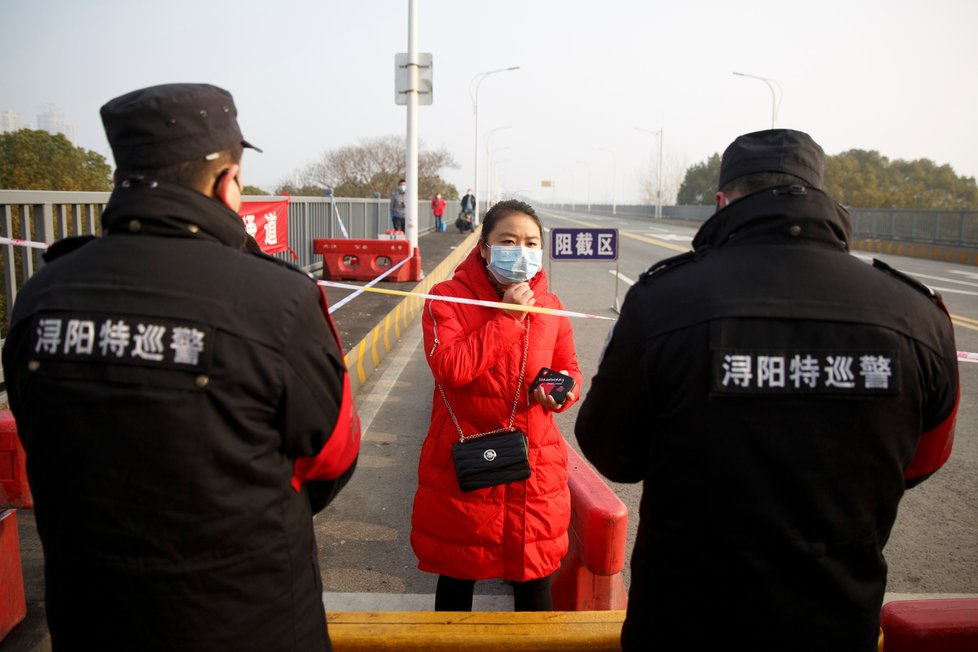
[2,0,976,205]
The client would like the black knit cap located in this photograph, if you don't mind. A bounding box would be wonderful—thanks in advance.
[100,83,261,170]
[718,128,824,190]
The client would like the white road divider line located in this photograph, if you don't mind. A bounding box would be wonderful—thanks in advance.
[608,269,636,286]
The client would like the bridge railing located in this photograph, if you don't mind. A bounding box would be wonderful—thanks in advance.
[0,190,456,324]
[0,190,458,389]
[569,203,978,247]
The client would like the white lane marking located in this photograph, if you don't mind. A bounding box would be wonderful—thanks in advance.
[357,328,423,434]
[909,272,978,289]
[645,233,692,241]
[930,286,978,297]
[609,270,636,286]
[852,253,978,290]
[949,270,978,281]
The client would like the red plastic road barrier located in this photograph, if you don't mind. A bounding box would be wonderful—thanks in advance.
[881,599,978,651]
[551,446,628,611]
[0,509,27,642]
[0,410,32,509]
[314,239,422,282]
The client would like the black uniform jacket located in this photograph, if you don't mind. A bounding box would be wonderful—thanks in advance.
[575,186,959,652]
[2,181,359,652]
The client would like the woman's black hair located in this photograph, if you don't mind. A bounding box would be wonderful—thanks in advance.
[480,199,544,244]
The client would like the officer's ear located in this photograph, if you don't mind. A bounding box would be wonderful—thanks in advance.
[715,190,736,209]
[214,163,242,212]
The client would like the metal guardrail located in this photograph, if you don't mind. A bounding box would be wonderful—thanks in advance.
[0,191,456,313]
[0,190,458,391]
[572,203,978,247]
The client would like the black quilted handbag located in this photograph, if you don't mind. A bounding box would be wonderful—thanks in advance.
[451,428,530,492]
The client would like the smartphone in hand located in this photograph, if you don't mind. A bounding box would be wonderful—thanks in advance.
[529,367,576,405]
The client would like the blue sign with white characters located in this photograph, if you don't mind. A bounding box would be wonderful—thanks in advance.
[549,228,618,261]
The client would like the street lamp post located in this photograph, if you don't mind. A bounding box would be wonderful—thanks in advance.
[471,66,519,224]
[635,127,664,218]
[404,0,420,250]
[485,125,512,210]
[585,163,591,212]
[488,146,510,206]
[598,147,617,215]
[491,158,508,204]
[572,163,591,212]
[732,71,782,129]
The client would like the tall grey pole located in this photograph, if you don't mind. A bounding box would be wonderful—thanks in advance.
[732,71,781,129]
[405,0,419,249]
[599,148,617,215]
[635,127,663,218]
[485,126,511,211]
[656,128,663,219]
[470,67,519,224]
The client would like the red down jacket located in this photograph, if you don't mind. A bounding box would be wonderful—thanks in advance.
[410,246,582,581]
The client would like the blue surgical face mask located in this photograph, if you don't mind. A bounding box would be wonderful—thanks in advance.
[398,185,406,192]
[486,245,543,284]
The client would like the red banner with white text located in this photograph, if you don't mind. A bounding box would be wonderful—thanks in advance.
[239,199,290,255]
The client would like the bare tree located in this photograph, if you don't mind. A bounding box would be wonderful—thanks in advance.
[288,135,459,199]
[641,154,687,207]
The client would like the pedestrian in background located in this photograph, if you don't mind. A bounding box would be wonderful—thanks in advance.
[576,129,959,652]
[458,187,476,231]
[431,192,447,232]
[456,188,476,233]
[2,83,361,652]
[390,178,407,233]
[412,199,583,612]
[460,188,475,217]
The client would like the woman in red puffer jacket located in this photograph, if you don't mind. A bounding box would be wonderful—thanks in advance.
[411,199,582,612]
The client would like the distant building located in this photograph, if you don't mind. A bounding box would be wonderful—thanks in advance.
[1,110,22,134]
[36,104,75,143]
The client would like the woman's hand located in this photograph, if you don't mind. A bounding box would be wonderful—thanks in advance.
[532,385,577,410]
[532,369,577,410]
[501,282,535,321]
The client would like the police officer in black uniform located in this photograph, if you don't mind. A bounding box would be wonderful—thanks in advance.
[2,84,361,651]
[575,129,959,652]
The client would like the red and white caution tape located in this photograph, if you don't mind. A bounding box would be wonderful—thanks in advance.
[0,236,50,250]
[957,351,978,364]
[7,235,978,332]
[318,280,617,321]
[327,256,411,315]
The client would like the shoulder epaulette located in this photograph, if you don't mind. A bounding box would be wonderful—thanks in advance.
[872,258,941,303]
[42,235,97,263]
[639,250,696,283]
[250,250,316,280]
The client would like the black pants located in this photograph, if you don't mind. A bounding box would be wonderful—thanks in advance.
[434,574,553,612]
[392,216,405,232]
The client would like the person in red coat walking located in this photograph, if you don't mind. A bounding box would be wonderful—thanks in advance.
[431,193,447,232]
[411,199,582,611]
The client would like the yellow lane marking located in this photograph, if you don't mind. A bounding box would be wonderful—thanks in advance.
[537,209,691,254]
[951,313,978,327]
[356,340,366,384]
[951,314,978,332]
[371,327,380,366]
